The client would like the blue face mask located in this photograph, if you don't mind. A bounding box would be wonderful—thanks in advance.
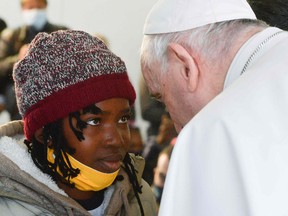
[22,9,47,30]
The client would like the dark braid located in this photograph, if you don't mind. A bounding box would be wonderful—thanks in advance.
[25,104,145,215]
[68,111,86,141]
[24,116,82,187]
[123,154,145,216]
[24,105,96,187]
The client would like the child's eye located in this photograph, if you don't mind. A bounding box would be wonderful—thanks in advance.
[119,115,131,124]
[86,118,100,126]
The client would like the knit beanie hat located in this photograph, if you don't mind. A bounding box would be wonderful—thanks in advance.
[13,30,136,141]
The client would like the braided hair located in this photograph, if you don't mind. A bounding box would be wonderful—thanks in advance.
[24,104,145,215]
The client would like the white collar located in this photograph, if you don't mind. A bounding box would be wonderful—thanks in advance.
[224,27,284,89]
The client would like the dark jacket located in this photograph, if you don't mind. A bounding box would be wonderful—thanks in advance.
[0,22,68,85]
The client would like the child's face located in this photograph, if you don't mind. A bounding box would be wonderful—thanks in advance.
[62,98,131,173]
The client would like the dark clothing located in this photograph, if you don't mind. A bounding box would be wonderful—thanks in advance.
[142,136,166,185]
[0,22,68,83]
[0,18,7,34]
[0,22,68,119]
[140,77,165,136]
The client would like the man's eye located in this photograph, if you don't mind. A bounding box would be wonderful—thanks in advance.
[86,118,100,126]
[151,94,162,103]
[154,97,163,103]
[119,115,131,124]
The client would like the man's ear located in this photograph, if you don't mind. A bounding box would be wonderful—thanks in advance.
[167,43,199,92]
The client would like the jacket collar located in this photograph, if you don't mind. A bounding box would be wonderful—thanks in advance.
[224,27,284,89]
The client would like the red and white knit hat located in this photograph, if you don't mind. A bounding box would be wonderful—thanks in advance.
[13,30,136,141]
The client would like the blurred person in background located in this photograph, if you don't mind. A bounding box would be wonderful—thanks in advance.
[0,95,10,125]
[128,125,144,156]
[94,33,110,48]
[248,0,288,30]
[140,76,166,137]
[0,0,68,120]
[152,144,174,212]
[0,18,7,34]
[142,112,177,185]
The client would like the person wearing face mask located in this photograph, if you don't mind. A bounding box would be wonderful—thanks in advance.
[0,30,157,215]
[152,144,174,213]
[0,0,68,121]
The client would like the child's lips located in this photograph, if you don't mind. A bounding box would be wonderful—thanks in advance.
[101,160,121,172]
[99,154,123,172]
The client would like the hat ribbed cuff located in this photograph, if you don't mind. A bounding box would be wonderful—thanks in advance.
[23,73,136,141]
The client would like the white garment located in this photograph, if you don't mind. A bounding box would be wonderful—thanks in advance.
[88,186,114,216]
[159,27,288,216]
[0,110,10,125]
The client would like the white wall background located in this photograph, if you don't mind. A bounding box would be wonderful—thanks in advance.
[0,0,157,139]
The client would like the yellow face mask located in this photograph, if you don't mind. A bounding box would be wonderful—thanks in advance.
[47,148,120,191]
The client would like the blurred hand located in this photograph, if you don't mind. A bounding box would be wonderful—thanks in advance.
[18,44,29,60]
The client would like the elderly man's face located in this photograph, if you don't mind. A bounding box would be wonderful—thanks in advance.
[141,41,222,132]
[141,60,195,133]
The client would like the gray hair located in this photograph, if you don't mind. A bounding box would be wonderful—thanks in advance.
[140,19,268,74]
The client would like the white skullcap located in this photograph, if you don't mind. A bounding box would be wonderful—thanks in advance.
[144,0,256,34]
